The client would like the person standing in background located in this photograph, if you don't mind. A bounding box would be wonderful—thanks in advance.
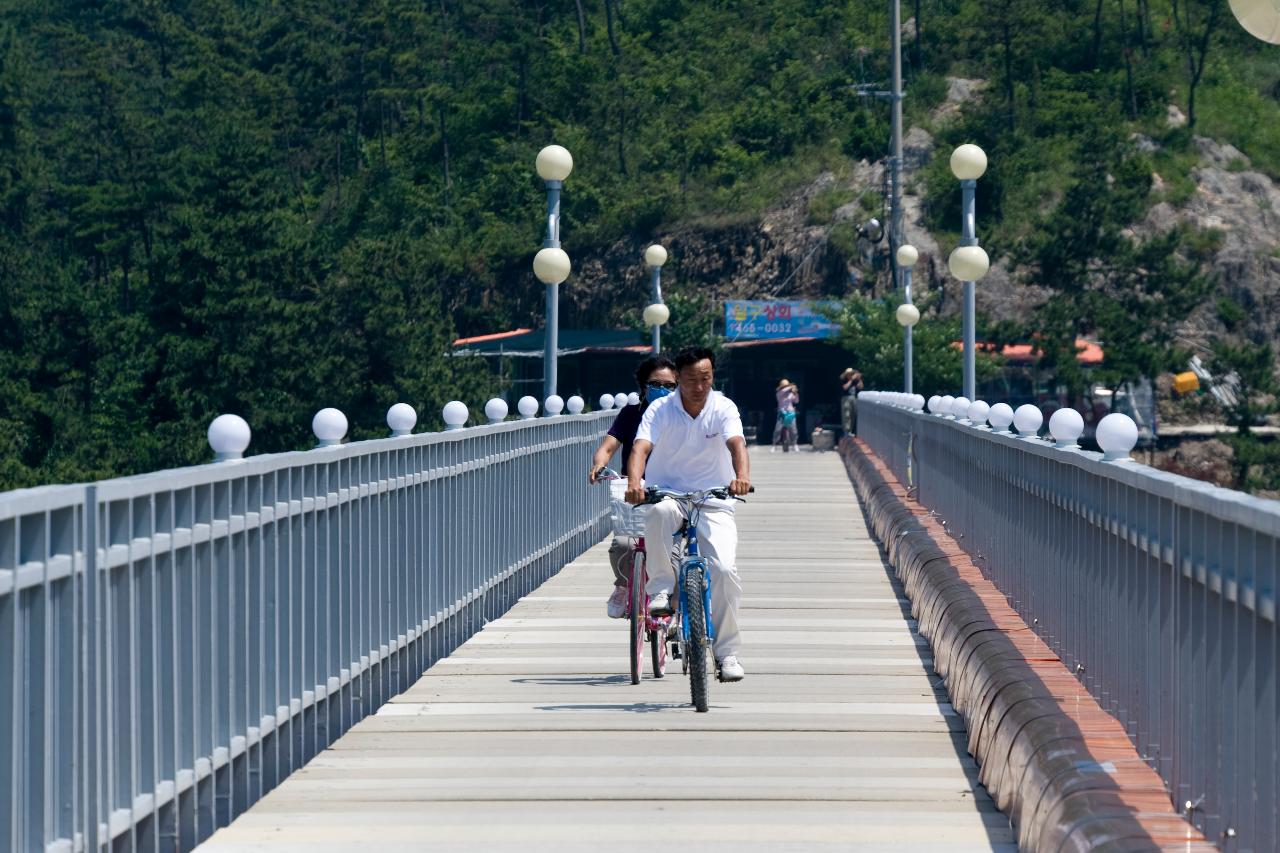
[840,368,863,435]
[772,378,799,453]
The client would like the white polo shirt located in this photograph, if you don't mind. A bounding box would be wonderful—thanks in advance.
[636,390,744,494]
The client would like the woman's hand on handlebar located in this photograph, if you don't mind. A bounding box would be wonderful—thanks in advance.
[625,480,647,505]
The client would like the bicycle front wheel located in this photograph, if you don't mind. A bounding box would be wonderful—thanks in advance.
[684,566,710,712]
[629,550,645,685]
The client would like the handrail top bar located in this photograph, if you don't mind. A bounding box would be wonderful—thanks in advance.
[0,410,615,507]
[863,399,1280,533]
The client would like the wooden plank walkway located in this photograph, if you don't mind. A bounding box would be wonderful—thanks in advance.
[201,447,1015,851]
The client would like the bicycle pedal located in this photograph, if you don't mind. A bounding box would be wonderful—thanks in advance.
[670,643,681,659]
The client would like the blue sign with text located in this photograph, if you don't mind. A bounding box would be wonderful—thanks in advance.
[724,300,841,341]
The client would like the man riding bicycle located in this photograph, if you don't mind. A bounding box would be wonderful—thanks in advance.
[625,346,752,682]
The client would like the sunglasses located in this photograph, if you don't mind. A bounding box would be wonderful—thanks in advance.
[646,381,678,390]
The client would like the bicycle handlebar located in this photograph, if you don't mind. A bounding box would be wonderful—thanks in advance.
[592,467,754,502]
[642,485,754,504]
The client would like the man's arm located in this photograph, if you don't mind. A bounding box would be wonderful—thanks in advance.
[588,435,622,483]
[727,436,751,496]
[625,440,652,504]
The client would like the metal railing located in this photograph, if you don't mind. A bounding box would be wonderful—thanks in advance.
[1,412,613,852]
[858,399,1279,849]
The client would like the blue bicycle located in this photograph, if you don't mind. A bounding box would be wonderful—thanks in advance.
[642,484,750,713]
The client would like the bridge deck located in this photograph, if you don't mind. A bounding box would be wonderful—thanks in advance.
[202,448,1014,851]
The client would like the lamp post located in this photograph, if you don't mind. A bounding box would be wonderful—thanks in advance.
[895,244,919,393]
[948,144,990,401]
[534,145,573,403]
[643,244,669,353]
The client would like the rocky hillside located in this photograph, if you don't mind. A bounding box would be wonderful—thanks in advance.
[564,78,1280,371]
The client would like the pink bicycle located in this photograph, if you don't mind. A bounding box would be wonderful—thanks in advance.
[601,469,669,684]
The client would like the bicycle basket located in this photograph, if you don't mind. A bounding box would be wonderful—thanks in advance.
[608,479,648,536]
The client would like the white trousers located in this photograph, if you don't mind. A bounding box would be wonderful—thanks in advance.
[644,500,742,658]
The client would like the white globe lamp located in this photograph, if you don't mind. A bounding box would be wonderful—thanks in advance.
[1013,404,1043,437]
[1097,413,1139,461]
[1049,407,1085,448]
[484,398,509,423]
[950,144,988,180]
[535,145,574,182]
[927,395,943,414]
[967,400,991,427]
[896,244,919,268]
[643,303,670,327]
[442,401,469,430]
[644,244,668,267]
[988,403,1015,433]
[208,414,251,462]
[948,245,990,281]
[312,408,348,447]
[532,247,571,285]
[517,396,539,419]
[544,395,565,416]
[598,393,615,410]
[386,403,417,437]
[896,304,920,327]
[952,396,972,420]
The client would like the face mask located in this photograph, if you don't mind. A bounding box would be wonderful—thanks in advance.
[645,383,675,402]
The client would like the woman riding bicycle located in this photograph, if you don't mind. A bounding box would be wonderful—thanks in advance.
[588,354,678,618]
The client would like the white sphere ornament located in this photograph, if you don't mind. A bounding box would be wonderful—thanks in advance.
[952,396,972,419]
[644,244,668,267]
[386,403,417,437]
[533,247,571,285]
[967,400,991,427]
[535,144,573,181]
[598,393,615,410]
[566,395,585,415]
[208,414,251,462]
[517,396,540,419]
[950,143,989,180]
[1013,404,1043,437]
[643,303,671,327]
[544,395,565,416]
[913,394,926,411]
[988,403,1015,433]
[948,245,990,281]
[895,303,920,328]
[442,401,469,430]
[1097,413,1139,460]
[927,395,943,414]
[616,392,630,407]
[484,398,509,423]
[896,244,919,268]
[1048,407,1085,447]
[940,395,956,417]
[627,392,641,406]
[312,408,348,447]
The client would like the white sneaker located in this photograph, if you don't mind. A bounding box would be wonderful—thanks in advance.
[648,591,673,616]
[606,587,628,619]
[718,656,745,682]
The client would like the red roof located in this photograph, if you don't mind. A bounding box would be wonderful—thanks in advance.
[452,328,533,346]
[955,338,1104,365]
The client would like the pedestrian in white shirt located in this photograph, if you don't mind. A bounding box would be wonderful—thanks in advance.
[625,346,752,682]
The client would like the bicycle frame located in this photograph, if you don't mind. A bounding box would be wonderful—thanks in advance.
[670,498,716,648]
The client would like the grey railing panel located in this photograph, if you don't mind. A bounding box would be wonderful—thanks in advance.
[858,399,1278,848]
[1,413,612,852]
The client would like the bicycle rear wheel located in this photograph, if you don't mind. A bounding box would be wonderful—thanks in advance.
[683,566,710,712]
[629,551,645,685]
[649,624,667,678]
